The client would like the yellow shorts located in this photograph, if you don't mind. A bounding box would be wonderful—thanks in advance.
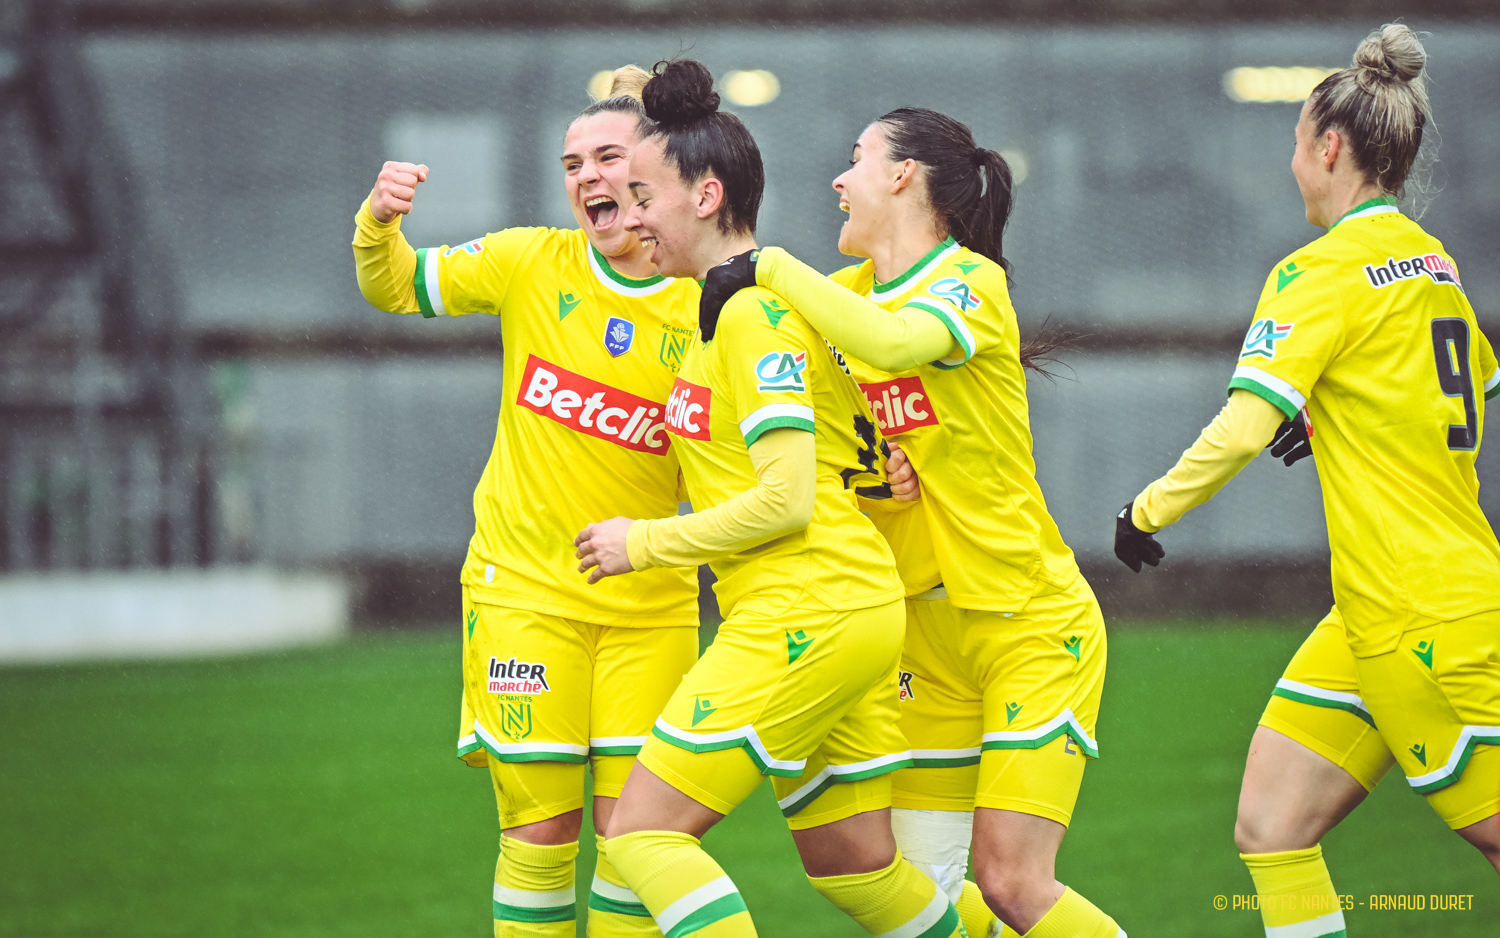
[891,575,1107,827]
[639,598,911,831]
[1262,606,1500,830]
[460,589,698,828]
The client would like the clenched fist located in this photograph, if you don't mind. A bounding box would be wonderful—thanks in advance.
[369,161,430,223]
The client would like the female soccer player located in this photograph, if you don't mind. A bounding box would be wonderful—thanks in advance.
[352,68,702,937]
[574,60,965,938]
[1113,23,1500,938]
[700,110,1123,938]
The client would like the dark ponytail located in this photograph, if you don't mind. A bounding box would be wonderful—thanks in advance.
[641,59,764,235]
[877,107,1071,375]
[877,108,1014,278]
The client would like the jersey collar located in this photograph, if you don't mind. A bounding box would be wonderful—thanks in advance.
[870,237,960,301]
[588,243,674,297]
[1331,196,1399,229]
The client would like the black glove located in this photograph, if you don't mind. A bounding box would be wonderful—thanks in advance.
[1114,501,1164,573]
[1266,413,1312,467]
[698,249,759,341]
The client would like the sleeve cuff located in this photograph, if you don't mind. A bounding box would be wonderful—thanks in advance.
[1485,370,1499,401]
[1226,365,1305,421]
[753,245,785,289]
[1130,499,1160,534]
[625,519,656,571]
[739,404,815,446]
[906,299,975,368]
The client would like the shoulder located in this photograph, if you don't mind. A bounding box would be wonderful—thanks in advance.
[720,286,810,338]
[830,261,873,290]
[910,248,1011,317]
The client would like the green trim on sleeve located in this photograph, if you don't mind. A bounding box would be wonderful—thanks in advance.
[1484,370,1499,401]
[413,247,436,318]
[907,298,975,365]
[1227,365,1307,421]
[743,415,816,447]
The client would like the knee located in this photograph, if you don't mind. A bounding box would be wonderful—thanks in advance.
[973,866,1045,924]
[508,809,583,846]
[1234,807,1316,855]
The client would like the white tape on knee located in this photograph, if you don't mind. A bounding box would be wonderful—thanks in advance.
[891,808,974,903]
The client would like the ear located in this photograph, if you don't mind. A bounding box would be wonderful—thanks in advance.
[890,159,918,195]
[1322,130,1342,171]
[695,176,726,221]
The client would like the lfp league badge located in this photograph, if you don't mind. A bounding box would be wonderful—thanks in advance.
[603,317,635,357]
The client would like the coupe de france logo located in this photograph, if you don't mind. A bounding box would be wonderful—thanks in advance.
[604,317,635,357]
[1241,317,1293,360]
[755,350,808,392]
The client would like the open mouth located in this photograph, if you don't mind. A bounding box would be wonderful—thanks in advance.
[584,194,619,230]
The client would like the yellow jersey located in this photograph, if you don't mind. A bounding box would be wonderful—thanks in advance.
[415,227,701,627]
[830,238,1079,611]
[663,285,904,619]
[1226,198,1500,655]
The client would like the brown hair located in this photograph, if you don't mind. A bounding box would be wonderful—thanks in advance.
[1307,23,1432,199]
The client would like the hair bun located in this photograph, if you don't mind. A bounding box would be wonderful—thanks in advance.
[643,59,721,125]
[607,65,651,102]
[1354,23,1426,83]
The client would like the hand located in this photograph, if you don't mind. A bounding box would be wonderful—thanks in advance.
[887,443,921,502]
[1114,501,1164,573]
[574,517,636,584]
[699,249,759,341]
[1266,413,1312,467]
[369,161,429,223]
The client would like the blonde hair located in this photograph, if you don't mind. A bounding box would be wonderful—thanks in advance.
[606,65,650,102]
[1308,23,1432,200]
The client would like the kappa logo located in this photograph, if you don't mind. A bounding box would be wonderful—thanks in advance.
[897,670,915,702]
[927,278,982,314]
[444,238,484,257]
[664,378,712,441]
[518,355,670,455]
[860,376,938,433]
[1365,254,1464,292]
[604,317,636,357]
[755,350,808,393]
[1241,318,1294,360]
[487,656,551,696]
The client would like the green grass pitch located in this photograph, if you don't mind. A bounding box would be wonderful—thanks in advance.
[1,624,1493,937]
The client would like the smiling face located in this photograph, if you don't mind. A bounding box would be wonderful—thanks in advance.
[832,123,900,258]
[622,136,706,279]
[562,111,644,257]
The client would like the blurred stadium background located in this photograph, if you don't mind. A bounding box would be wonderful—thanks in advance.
[2,1,1498,935]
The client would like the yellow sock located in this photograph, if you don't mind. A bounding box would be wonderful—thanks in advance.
[1021,887,1122,938]
[605,830,755,937]
[589,833,662,937]
[493,835,578,937]
[958,881,999,938]
[808,850,964,937]
[1242,846,1346,938]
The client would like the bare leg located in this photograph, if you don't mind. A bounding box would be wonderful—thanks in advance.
[970,807,1067,934]
[604,761,725,840]
[792,807,899,878]
[507,808,584,845]
[1234,726,1369,853]
[1455,814,1500,876]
